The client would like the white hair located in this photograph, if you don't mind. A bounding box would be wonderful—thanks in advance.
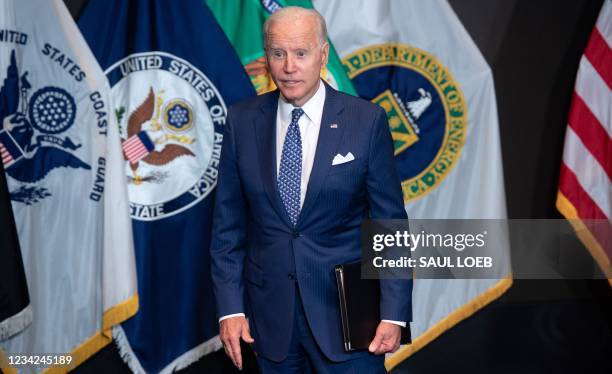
[263,6,328,48]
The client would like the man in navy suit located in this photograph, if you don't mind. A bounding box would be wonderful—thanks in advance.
[211,6,412,373]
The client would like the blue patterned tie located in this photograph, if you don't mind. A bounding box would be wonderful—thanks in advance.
[278,108,304,226]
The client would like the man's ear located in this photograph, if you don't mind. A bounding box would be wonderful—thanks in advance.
[264,48,270,68]
[321,42,330,68]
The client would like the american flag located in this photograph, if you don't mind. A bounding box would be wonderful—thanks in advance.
[122,131,154,163]
[557,0,611,284]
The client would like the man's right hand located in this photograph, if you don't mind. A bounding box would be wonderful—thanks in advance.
[220,315,255,370]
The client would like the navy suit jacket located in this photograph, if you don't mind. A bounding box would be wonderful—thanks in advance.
[211,83,412,362]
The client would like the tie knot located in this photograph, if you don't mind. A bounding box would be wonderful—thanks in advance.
[291,108,304,124]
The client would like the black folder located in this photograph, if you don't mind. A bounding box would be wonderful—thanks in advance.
[335,261,411,351]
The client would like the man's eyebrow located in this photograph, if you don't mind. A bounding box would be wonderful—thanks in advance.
[268,46,312,51]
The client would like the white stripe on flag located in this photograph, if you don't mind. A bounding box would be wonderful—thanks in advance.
[596,0,612,47]
[575,56,612,136]
[562,126,612,217]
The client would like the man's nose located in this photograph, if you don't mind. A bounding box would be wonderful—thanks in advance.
[283,55,296,73]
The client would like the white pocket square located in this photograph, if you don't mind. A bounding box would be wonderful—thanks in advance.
[332,152,355,166]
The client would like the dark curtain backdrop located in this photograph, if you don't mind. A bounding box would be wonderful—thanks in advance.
[6,1,606,373]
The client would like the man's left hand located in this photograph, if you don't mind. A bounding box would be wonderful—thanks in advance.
[368,321,401,355]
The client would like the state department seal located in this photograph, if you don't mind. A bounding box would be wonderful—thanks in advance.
[342,43,467,202]
[106,51,225,221]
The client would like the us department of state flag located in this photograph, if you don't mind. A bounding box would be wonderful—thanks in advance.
[0,0,137,371]
[78,0,256,372]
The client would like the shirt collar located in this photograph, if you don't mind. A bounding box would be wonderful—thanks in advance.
[278,79,326,126]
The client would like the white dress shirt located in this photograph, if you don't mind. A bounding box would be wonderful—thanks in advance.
[220,80,405,328]
[275,79,325,208]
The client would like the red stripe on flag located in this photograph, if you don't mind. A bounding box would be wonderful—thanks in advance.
[584,27,612,89]
[587,220,612,261]
[122,135,150,163]
[126,144,146,158]
[559,163,607,220]
[568,93,612,179]
[558,192,612,263]
[559,164,611,260]
[1,143,14,166]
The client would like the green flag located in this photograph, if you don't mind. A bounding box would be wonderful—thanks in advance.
[206,0,357,95]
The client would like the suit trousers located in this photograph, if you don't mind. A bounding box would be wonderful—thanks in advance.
[256,284,386,374]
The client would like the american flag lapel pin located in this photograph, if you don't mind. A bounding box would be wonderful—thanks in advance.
[330,123,338,128]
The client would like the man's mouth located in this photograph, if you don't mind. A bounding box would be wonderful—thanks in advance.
[280,80,301,87]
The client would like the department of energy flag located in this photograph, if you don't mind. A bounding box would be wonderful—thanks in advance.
[0,163,31,342]
[78,1,255,372]
[557,0,611,284]
[0,0,137,371]
[313,0,512,370]
[206,0,356,96]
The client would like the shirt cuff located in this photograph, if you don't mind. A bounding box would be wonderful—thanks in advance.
[219,313,245,323]
[382,319,406,328]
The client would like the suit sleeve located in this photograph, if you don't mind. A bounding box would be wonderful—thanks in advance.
[366,106,413,322]
[210,109,248,319]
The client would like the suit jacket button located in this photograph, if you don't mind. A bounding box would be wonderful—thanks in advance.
[293,231,300,238]
[288,273,296,280]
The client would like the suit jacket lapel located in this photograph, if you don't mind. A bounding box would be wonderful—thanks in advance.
[254,91,293,228]
[297,84,345,227]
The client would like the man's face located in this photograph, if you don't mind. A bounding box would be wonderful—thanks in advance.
[265,16,329,107]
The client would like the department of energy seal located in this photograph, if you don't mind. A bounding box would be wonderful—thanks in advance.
[106,51,225,221]
[342,43,467,202]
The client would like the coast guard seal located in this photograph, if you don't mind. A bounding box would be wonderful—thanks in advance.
[0,42,99,205]
[343,43,467,202]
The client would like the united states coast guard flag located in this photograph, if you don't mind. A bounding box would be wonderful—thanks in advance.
[0,0,138,372]
[78,0,256,372]
[313,0,512,370]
